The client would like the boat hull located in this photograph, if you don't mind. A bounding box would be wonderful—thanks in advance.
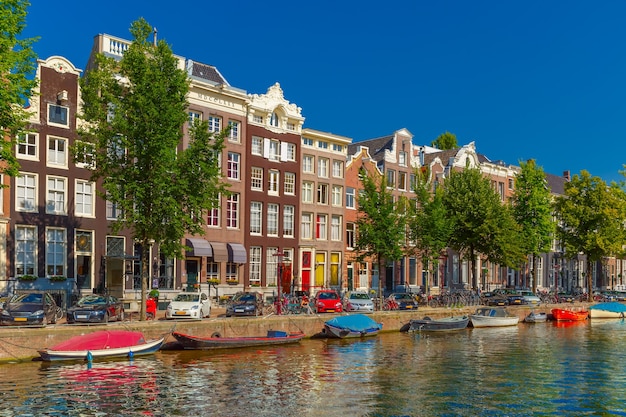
[551,308,588,321]
[38,337,165,361]
[409,316,469,332]
[589,309,625,319]
[470,307,519,328]
[323,314,383,339]
[172,331,305,349]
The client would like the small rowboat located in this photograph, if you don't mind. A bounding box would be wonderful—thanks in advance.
[324,314,383,338]
[38,330,165,362]
[470,307,519,328]
[408,316,469,332]
[551,308,588,321]
[524,311,547,323]
[172,330,305,349]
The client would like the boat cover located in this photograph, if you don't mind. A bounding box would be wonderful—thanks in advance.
[589,302,626,313]
[325,314,382,332]
[49,330,146,351]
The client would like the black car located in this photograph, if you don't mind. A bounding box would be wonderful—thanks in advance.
[0,292,62,326]
[492,289,525,306]
[226,292,263,317]
[390,293,419,310]
[66,294,125,324]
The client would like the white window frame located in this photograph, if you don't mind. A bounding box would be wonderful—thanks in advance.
[283,205,294,238]
[302,137,314,147]
[16,172,37,212]
[302,155,314,173]
[206,262,219,280]
[250,202,262,235]
[346,222,355,248]
[317,183,329,205]
[226,193,239,229]
[284,172,295,195]
[302,181,313,204]
[332,160,343,178]
[316,214,328,240]
[75,179,94,217]
[332,185,342,207]
[207,205,220,227]
[266,247,278,285]
[228,120,240,143]
[46,176,67,215]
[46,227,66,277]
[346,187,355,209]
[318,157,329,178]
[331,215,341,241]
[188,111,202,127]
[249,246,262,283]
[48,103,69,128]
[267,203,279,236]
[15,225,36,276]
[47,136,68,167]
[251,167,263,191]
[301,213,313,239]
[251,136,263,155]
[208,115,221,132]
[17,132,38,160]
[268,170,279,195]
[227,152,240,180]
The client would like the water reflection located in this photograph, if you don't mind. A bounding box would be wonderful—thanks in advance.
[1,321,626,416]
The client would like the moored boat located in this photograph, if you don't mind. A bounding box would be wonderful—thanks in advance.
[551,308,588,321]
[171,330,305,349]
[589,302,626,319]
[38,330,165,362]
[524,311,547,323]
[409,316,469,332]
[470,307,520,328]
[324,314,383,338]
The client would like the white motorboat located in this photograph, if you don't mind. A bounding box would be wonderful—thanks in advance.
[470,307,519,328]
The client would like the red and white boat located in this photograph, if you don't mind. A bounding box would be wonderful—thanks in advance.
[551,308,589,321]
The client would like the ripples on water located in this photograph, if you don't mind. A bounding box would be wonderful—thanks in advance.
[2,319,626,416]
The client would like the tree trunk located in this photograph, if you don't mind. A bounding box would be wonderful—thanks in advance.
[140,241,149,321]
[378,257,384,311]
[586,259,593,302]
[531,254,538,293]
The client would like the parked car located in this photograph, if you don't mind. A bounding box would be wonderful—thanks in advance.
[166,291,211,319]
[66,294,125,324]
[493,289,525,306]
[0,292,62,326]
[225,292,263,317]
[484,293,509,306]
[557,293,575,303]
[344,291,375,313]
[314,290,343,313]
[518,291,541,306]
[389,293,419,310]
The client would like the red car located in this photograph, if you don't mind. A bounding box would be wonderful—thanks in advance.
[314,290,343,313]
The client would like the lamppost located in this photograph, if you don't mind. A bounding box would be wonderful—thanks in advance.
[274,251,284,315]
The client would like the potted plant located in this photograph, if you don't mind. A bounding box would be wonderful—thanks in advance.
[49,276,67,282]
[207,279,220,285]
[18,274,37,281]
[226,279,238,285]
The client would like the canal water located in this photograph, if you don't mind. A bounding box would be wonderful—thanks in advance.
[1,319,625,417]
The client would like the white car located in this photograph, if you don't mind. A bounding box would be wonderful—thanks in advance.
[519,291,541,306]
[344,291,375,312]
[165,291,211,319]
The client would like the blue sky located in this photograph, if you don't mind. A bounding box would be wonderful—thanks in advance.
[22,1,626,183]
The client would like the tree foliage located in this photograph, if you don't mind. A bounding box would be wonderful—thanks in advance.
[442,168,524,289]
[77,18,228,319]
[431,131,458,150]
[355,169,405,304]
[554,170,626,300]
[510,160,555,292]
[0,0,38,178]
[406,168,453,294]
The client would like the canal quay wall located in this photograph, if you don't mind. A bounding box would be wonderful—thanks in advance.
[0,303,591,363]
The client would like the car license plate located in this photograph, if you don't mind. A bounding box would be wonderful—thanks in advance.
[406,305,413,309]
[76,314,88,319]
[175,311,187,315]
[15,317,27,322]
[327,309,335,313]
[234,308,244,313]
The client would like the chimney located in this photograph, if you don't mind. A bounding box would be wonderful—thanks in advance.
[563,170,570,181]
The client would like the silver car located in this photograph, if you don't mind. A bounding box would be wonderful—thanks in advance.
[344,291,375,312]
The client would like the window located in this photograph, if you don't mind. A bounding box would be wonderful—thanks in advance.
[386,169,396,188]
[508,178,514,190]
[251,167,263,191]
[226,193,239,228]
[206,262,219,281]
[399,151,408,166]
[316,214,328,240]
[398,172,407,191]
[227,152,240,180]
[15,225,36,276]
[249,246,261,283]
[208,115,221,132]
[302,181,313,203]
[286,122,295,131]
[301,213,313,239]
[269,112,279,127]
[332,143,343,152]
[75,180,94,217]
[46,228,66,276]
[267,203,278,236]
[266,248,278,285]
[318,157,329,178]
[253,115,263,124]
[207,206,220,227]
[74,141,95,168]
[251,136,263,155]
[17,133,37,159]
[46,176,66,214]
[286,143,296,161]
[48,104,69,127]
[284,172,295,195]
[410,174,417,192]
[188,111,201,127]
[226,263,238,281]
[266,139,280,161]
[332,160,343,178]
[331,215,341,241]
[250,202,262,235]
[346,187,355,209]
[47,136,67,167]
[106,199,122,219]
[498,182,505,201]
[228,120,240,142]
[268,170,279,195]
[283,205,294,237]
[317,183,329,205]
[332,185,342,206]
[302,155,314,173]
[346,223,355,248]
[16,173,37,212]
[318,141,329,149]
[302,137,313,147]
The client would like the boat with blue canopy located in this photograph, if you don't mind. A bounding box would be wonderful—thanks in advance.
[589,302,626,319]
[323,314,383,338]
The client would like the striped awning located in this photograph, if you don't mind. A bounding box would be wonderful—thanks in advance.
[185,238,212,257]
[227,243,247,264]
[209,242,228,262]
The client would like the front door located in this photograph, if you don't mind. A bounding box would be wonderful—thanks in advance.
[186,259,199,291]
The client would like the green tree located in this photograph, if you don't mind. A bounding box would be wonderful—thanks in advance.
[77,19,228,319]
[510,160,555,292]
[355,168,405,307]
[431,131,458,150]
[442,168,524,290]
[407,167,453,295]
[554,171,626,301]
[0,0,38,178]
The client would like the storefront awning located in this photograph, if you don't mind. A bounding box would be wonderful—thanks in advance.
[227,243,247,264]
[185,238,213,257]
[209,242,228,262]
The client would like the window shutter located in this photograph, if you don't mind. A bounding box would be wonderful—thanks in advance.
[263,138,270,159]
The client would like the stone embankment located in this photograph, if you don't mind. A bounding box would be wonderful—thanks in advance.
[0,303,591,363]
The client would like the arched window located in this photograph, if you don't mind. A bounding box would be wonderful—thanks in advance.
[269,112,279,127]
